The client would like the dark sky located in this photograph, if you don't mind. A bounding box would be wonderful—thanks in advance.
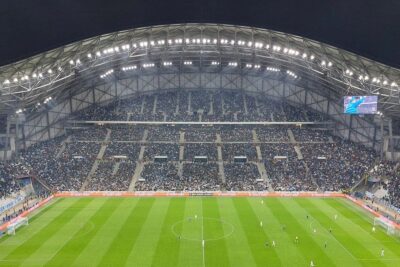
[1,0,399,67]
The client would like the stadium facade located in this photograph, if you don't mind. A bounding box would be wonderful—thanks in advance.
[0,23,399,160]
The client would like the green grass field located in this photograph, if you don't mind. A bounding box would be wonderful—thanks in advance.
[0,197,399,267]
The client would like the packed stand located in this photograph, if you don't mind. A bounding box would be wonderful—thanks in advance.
[301,139,376,191]
[224,163,267,191]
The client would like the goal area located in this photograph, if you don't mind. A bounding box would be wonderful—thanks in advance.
[6,217,29,236]
[373,217,399,236]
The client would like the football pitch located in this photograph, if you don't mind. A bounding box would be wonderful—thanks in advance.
[0,197,399,267]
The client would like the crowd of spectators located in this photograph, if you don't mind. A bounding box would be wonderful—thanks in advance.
[147,126,180,142]
[224,163,266,191]
[68,90,328,123]
[301,139,376,191]
[220,127,253,142]
[110,126,144,141]
[3,90,399,203]
[104,142,141,160]
[222,144,257,162]
[184,143,217,161]
[184,127,216,142]
[388,168,400,208]
[0,162,21,198]
[69,127,107,141]
[144,144,179,161]
[291,128,331,142]
[86,161,134,191]
[135,163,180,191]
[257,127,289,142]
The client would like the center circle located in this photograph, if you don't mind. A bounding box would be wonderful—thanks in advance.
[171,217,234,242]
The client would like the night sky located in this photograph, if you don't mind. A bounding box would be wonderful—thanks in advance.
[1,0,399,67]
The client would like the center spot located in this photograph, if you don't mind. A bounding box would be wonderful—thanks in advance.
[172,217,234,242]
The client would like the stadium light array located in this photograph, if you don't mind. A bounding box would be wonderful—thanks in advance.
[43,96,52,104]
[100,69,114,79]
[163,61,173,66]
[211,61,220,66]
[255,42,263,48]
[246,63,253,68]
[272,45,281,52]
[121,44,130,50]
[139,41,148,48]
[183,61,192,65]
[143,63,155,68]
[228,62,238,67]
[122,65,137,71]
[286,70,298,79]
[266,67,280,72]
[254,64,261,69]
[345,69,354,76]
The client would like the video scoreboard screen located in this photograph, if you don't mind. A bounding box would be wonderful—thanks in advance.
[343,96,378,114]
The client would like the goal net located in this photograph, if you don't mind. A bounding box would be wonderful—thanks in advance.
[6,217,29,236]
[373,217,399,236]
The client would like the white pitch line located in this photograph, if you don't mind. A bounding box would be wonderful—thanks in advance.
[201,201,205,267]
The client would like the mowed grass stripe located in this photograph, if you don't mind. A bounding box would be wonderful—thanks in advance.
[177,197,203,267]
[325,198,400,260]
[124,198,171,266]
[294,198,370,266]
[43,198,123,267]
[25,198,64,226]
[268,198,336,267]
[248,198,309,266]
[2,198,88,262]
[70,198,139,267]
[232,198,282,266]
[202,197,230,266]
[151,198,186,267]
[0,198,63,250]
[22,198,107,267]
[98,198,155,267]
[217,198,257,267]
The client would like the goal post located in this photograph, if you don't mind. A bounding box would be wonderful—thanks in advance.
[6,217,29,236]
[373,217,399,236]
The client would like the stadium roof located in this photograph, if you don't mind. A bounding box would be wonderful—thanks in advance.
[1,23,399,117]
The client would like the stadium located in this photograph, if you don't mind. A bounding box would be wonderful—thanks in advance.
[0,8,400,267]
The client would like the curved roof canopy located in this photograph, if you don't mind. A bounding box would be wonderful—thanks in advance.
[0,23,399,117]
